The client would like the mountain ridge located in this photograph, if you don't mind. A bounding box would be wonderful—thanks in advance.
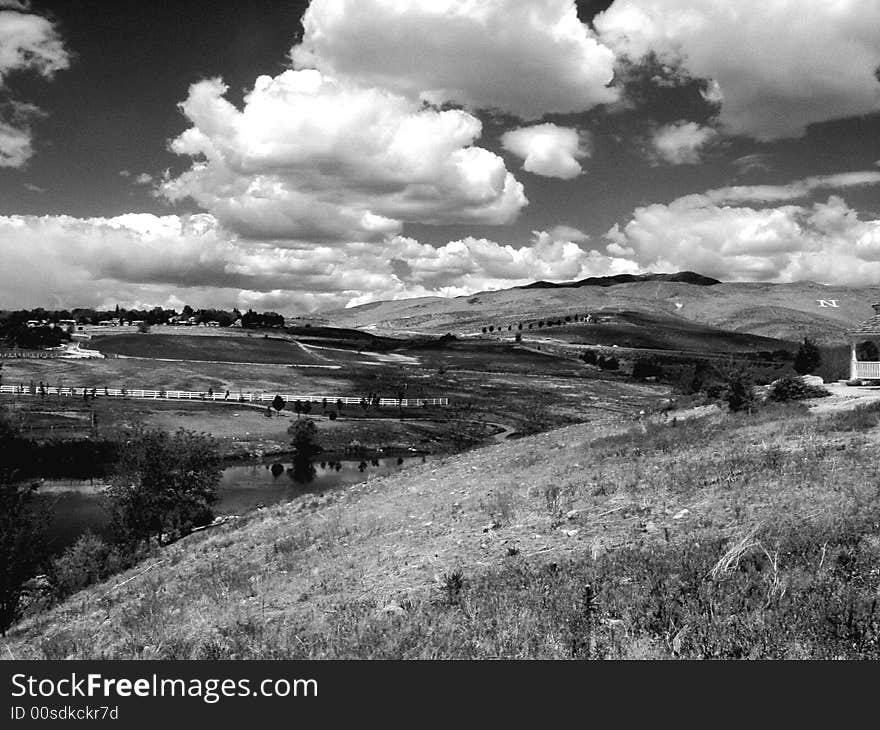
[321,274,880,345]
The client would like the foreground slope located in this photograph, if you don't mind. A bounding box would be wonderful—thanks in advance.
[8,392,880,659]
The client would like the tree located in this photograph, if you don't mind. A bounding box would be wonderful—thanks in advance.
[288,418,321,459]
[0,484,45,635]
[105,428,221,546]
[632,358,663,380]
[272,394,286,413]
[724,368,757,413]
[793,337,821,375]
[0,410,45,635]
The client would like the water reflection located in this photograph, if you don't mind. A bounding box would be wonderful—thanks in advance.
[34,453,430,554]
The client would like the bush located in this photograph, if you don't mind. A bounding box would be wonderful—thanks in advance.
[328,411,338,421]
[724,369,757,413]
[794,337,821,375]
[632,358,663,380]
[49,532,142,598]
[769,375,831,402]
[580,350,597,365]
[597,355,619,371]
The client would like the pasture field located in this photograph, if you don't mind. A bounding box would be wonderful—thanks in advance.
[91,333,321,365]
[0,332,668,455]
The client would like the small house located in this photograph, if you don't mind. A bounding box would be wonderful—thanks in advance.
[846,303,880,380]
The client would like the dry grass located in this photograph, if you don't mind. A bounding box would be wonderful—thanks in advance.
[5,399,880,659]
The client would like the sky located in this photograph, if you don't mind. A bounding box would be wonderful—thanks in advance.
[1,0,880,313]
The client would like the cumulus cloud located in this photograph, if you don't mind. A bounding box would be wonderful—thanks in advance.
[501,124,590,179]
[649,121,715,165]
[0,2,68,166]
[0,213,632,311]
[605,191,880,285]
[595,0,880,140]
[290,0,618,120]
[162,71,527,242]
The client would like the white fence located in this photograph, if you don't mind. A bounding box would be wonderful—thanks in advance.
[0,384,448,408]
[855,362,880,380]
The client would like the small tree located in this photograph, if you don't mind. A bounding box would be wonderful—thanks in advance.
[289,418,321,459]
[105,428,221,546]
[793,337,821,375]
[272,394,286,413]
[724,368,757,413]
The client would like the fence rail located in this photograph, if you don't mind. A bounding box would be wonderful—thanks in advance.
[0,384,448,408]
[855,361,880,380]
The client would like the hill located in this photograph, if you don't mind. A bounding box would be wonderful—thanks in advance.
[539,310,792,353]
[519,271,721,289]
[322,275,880,345]
[9,394,880,659]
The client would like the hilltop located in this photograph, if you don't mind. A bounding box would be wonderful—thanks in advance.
[8,389,880,659]
[323,274,880,345]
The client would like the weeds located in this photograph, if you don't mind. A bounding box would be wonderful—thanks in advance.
[822,402,880,432]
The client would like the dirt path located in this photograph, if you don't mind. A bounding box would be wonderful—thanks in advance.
[808,382,880,414]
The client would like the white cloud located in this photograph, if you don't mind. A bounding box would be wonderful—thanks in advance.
[501,124,590,179]
[0,118,31,167]
[649,121,715,165]
[704,171,880,205]
[605,191,880,285]
[0,213,631,312]
[0,2,68,81]
[0,3,68,166]
[291,0,618,120]
[162,71,527,242]
[595,0,880,140]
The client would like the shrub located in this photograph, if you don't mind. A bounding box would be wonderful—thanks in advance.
[580,350,597,365]
[328,411,338,421]
[794,337,821,375]
[49,532,142,598]
[632,358,663,380]
[769,375,831,402]
[724,368,757,413]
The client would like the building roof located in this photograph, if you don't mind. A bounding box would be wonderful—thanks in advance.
[848,310,880,337]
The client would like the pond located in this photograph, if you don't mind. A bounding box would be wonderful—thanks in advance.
[30,453,431,555]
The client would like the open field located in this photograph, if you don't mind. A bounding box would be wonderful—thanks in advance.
[91,334,321,365]
[1,334,666,457]
[9,394,880,658]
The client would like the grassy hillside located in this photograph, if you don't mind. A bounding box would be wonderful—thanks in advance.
[323,277,880,345]
[8,396,880,659]
[541,311,793,353]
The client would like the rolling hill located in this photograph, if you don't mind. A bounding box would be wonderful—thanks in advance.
[322,275,880,345]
